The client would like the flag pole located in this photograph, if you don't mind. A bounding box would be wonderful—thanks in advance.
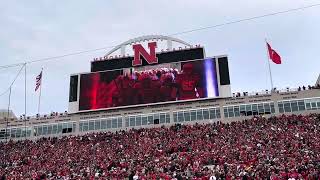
[37,68,43,115]
[24,63,27,139]
[265,39,274,92]
[6,87,12,143]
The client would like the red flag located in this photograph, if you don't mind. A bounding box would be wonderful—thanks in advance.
[35,71,42,92]
[267,42,281,64]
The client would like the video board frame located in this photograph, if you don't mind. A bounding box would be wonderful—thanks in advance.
[73,57,223,113]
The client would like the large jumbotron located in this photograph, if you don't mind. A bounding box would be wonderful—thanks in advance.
[0,35,319,140]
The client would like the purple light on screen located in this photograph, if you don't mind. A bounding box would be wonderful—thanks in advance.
[205,59,218,97]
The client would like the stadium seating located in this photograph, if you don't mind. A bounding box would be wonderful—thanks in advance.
[0,114,319,179]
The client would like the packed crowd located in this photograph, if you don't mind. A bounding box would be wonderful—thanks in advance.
[0,114,319,179]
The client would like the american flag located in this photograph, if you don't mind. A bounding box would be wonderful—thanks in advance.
[35,71,42,92]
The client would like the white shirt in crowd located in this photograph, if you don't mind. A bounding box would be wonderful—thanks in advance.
[133,175,139,180]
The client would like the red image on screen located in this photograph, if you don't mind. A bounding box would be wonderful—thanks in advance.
[79,59,218,111]
[79,70,123,110]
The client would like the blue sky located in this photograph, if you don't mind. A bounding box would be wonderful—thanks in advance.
[0,0,319,116]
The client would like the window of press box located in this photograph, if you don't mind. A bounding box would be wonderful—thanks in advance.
[278,98,319,113]
[173,108,220,123]
[80,117,123,132]
[0,127,31,139]
[125,112,170,127]
[305,98,320,110]
[224,102,275,118]
[34,122,76,136]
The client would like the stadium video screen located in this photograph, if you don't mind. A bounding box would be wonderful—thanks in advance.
[79,58,219,111]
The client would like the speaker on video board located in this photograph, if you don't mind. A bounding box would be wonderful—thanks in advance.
[217,56,231,97]
[218,57,230,85]
[69,75,78,102]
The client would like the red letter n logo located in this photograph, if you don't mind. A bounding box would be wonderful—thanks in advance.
[132,42,158,66]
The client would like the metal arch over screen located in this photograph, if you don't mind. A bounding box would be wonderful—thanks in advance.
[105,35,193,57]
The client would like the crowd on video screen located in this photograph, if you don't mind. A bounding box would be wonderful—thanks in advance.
[79,59,218,111]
